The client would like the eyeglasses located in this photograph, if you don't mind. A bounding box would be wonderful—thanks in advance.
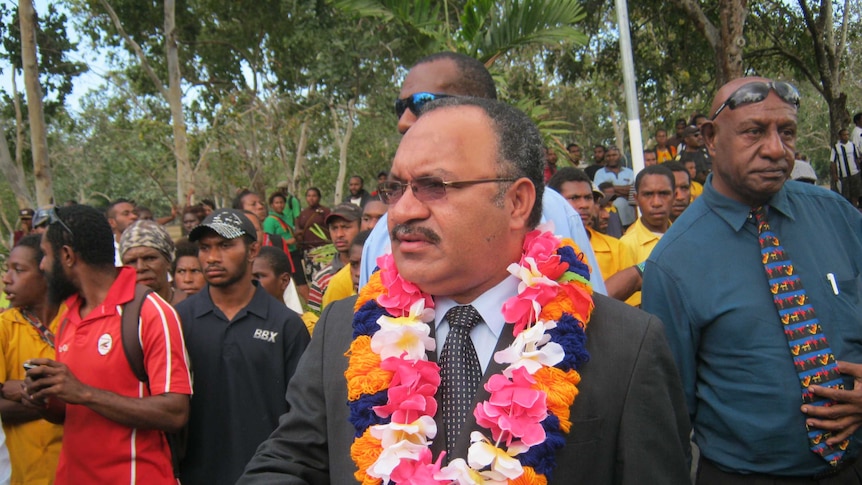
[378,176,516,205]
[710,81,800,120]
[394,92,452,119]
[38,207,74,235]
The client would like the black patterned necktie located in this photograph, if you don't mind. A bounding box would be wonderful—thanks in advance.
[752,205,848,466]
[440,305,483,458]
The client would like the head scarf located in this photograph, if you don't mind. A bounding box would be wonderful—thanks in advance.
[119,220,175,263]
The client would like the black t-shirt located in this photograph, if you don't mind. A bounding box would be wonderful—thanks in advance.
[175,283,310,485]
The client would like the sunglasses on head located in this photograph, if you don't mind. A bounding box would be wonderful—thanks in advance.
[394,92,452,119]
[34,207,74,235]
[378,176,515,205]
[710,81,800,120]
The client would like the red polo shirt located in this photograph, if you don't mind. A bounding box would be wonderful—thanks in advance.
[55,267,192,485]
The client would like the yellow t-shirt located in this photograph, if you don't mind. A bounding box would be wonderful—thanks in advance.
[620,219,668,307]
[588,228,636,280]
[321,265,356,311]
[0,306,65,485]
[690,181,704,201]
[300,311,319,336]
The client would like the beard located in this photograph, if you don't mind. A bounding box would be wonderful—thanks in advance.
[47,257,78,307]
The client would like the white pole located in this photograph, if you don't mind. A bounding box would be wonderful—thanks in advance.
[614,0,644,176]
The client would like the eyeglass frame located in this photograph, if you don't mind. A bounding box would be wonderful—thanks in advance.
[710,81,800,121]
[378,176,516,205]
[394,92,453,119]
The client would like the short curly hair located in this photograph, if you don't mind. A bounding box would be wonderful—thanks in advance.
[46,205,115,267]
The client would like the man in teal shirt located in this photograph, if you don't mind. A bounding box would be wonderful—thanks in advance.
[644,77,862,480]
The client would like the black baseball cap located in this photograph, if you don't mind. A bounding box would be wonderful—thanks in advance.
[189,208,257,242]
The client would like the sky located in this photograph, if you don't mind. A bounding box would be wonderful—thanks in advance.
[1,0,107,111]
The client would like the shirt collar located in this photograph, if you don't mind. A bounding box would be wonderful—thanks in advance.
[434,275,520,339]
[191,280,270,321]
[64,266,137,322]
[702,173,795,232]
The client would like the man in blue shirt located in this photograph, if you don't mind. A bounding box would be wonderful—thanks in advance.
[643,77,862,481]
[359,52,606,294]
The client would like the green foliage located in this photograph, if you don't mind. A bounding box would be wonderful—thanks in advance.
[5,0,862,255]
[0,3,87,112]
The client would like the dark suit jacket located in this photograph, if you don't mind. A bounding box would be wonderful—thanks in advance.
[238,294,692,484]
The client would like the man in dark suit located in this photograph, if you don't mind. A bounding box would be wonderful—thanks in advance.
[239,97,690,484]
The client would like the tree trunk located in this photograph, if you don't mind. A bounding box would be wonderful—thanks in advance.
[331,99,356,205]
[672,0,747,85]
[798,0,849,144]
[716,0,747,85]
[0,119,33,208]
[165,0,191,205]
[292,83,317,194]
[12,70,25,181]
[19,0,53,207]
[292,119,310,193]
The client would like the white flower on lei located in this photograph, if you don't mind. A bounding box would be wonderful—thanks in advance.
[494,319,564,376]
[467,432,526,480]
[368,416,437,478]
[371,299,436,360]
[435,457,502,485]
[507,255,560,291]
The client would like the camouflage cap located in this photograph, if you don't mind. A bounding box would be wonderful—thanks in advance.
[119,219,175,262]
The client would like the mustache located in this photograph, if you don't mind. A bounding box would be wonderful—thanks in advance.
[391,224,442,244]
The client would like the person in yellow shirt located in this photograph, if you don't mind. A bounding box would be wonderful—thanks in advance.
[654,129,678,163]
[664,161,692,222]
[0,234,63,485]
[322,199,385,311]
[321,230,371,310]
[620,165,674,307]
[547,168,635,282]
[683,159,704,201]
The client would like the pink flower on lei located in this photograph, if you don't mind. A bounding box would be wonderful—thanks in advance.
[501,283,558,335]
[376,253,434,316]
[502,226,571,333]
[374,358,440,423]
[474,367,547,447]
[520,224,568,280]
[390,448,446,485]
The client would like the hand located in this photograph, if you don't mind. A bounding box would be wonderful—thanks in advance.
[24,358,93,406]
[802,361,862,444]
[2,379,26,402]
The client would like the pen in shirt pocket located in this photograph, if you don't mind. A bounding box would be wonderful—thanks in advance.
[826,273,839,295]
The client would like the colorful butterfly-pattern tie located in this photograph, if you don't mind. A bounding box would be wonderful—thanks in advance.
[752,205,848,466]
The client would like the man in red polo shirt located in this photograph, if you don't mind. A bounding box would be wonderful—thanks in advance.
[23,205,192,485]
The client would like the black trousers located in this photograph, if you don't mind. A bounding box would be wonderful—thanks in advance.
[698,457,862,485]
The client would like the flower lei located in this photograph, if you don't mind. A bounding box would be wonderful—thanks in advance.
[345,224,593,484]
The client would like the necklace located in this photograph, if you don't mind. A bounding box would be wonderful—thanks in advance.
[21,308,56,349]
[346,225,593,484]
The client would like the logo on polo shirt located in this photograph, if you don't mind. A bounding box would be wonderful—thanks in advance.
[253,329,278,343]
[98,333,113,355]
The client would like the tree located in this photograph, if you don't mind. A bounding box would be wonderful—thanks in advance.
[748,0,858,144]
[93,0,190,204]
[19,0,54,207]
[670,0,747,86]
[0,2,85,212]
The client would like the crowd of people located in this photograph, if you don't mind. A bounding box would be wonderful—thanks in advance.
[1,51,862,485]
